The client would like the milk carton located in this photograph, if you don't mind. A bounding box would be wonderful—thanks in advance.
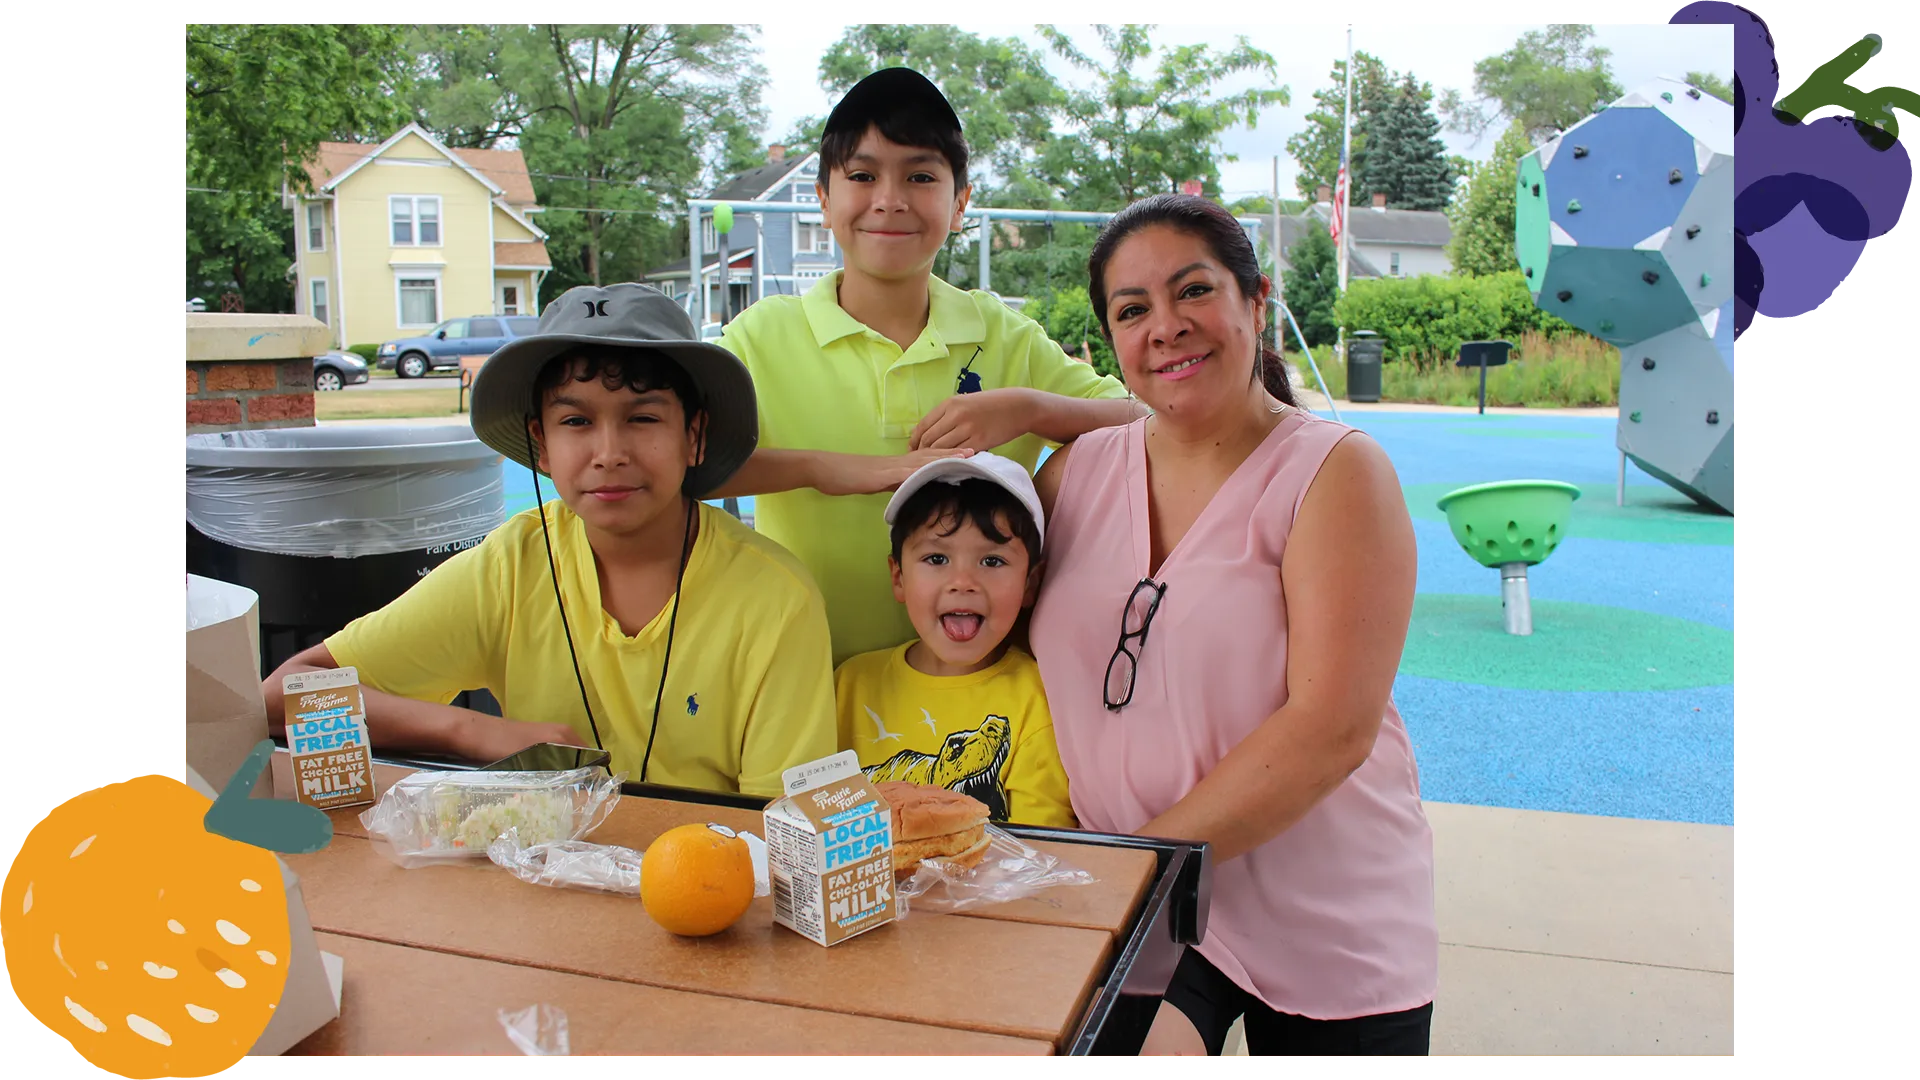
[762,751,897,946]
[280,667,376,811]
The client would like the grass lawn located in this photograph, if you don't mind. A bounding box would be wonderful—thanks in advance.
[314,387,467,421]
[1284,330,1621,408]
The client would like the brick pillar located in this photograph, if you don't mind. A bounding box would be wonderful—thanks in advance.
[186,314,329,433]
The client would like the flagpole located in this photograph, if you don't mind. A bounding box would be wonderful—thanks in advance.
[1335,24,1354,393]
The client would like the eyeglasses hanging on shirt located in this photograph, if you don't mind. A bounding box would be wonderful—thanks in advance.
[1104,577,1167,711]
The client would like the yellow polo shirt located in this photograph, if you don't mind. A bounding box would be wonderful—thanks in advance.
[326,501,837,797]
[717,270,1129,665]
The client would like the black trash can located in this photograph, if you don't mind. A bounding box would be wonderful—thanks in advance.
[185,426,507,711]
[1346,331,1384,403]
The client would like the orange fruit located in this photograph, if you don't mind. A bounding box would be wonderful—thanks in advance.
[640,823,755,937]
[2,776,291,1078]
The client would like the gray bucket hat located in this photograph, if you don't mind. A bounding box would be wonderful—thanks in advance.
[469,283,757,498]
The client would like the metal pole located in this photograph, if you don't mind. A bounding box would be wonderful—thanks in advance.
[1479,362,1488,415]
[1618,451,1627,506]
[750,212,763,305]
[1271,157,1283,296]
[717,226,731,324]
[979,212,991,294]
[1501,563,1533,635]
[1276,299,1341,423]
[1339,26,1353,299]
[688,203,704,330]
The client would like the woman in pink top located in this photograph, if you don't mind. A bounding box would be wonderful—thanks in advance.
[1030,194,1436,1055]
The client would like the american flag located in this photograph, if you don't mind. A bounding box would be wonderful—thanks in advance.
[1330,145,1349,250]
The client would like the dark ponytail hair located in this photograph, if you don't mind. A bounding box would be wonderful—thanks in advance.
[1087,193,1298,407]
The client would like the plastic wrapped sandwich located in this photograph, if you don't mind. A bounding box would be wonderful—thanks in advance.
[359,767,623,869]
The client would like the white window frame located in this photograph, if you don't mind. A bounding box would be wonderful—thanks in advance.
[793,218,834,257]
[390,195,443,247]
[310,278,330,328]
[1390,251,1401,276]
[791,183,819,205]
[306,203,326,252]
[498,282,521,316]
[394,269,443,329]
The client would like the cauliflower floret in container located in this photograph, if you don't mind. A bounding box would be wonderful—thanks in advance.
[359,766,623,869]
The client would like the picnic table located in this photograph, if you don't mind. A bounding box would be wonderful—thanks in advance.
[275,755,1210,1055]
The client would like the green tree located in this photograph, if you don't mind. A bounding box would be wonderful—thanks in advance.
[1281,224,1340,347]
[186,24,413,312]
[407,25,767,301]
[1034,25,1290,209]
[814,25,1064,202]
[1361,74,1456,210]
[1022,286,1117,378]
[1445,118,1533,277]
[1285,52,1394,199]
[1438,25,1623,144]
[1684,70,1734,104]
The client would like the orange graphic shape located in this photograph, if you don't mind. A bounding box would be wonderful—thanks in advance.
[640,823,755,937]
[2,775,291,1078]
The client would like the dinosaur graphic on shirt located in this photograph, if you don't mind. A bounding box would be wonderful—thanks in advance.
[864,714,1010,821]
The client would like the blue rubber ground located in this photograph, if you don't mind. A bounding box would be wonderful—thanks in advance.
[498,409,1734,826]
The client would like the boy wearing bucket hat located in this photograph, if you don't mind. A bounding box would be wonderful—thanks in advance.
[833,452,1075,828]
[709,67,1144,667]
[263,283,837,797]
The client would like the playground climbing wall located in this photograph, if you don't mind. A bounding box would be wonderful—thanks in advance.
[1516,77,1736,514]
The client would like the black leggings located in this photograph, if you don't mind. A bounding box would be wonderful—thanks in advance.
[1160,947,1432,1055]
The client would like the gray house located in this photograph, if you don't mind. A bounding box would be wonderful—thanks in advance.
[1276,186,1454,281]
[641,146,842,323]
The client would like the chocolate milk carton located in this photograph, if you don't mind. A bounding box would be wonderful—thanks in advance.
[280,667,376,811]
[763,750,897,946]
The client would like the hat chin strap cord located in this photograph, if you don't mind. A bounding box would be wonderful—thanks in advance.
[523,425,693,785]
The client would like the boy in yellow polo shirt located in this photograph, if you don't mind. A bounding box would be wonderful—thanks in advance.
[712,67,1144,665]
[261,283,836,798]
[835,453,1074,828]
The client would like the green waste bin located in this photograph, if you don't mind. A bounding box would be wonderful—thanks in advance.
[1346,331,1383,403]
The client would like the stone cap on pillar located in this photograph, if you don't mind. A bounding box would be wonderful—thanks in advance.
[187,313,330,362]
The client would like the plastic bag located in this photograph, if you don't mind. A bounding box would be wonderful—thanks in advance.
[359,767,623,869]
[894,824,1096,915]
[485,825,772,898]
[497,1003,569,1056]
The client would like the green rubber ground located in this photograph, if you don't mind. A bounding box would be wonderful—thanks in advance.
[1405,482,1732,546]
[1400,594,1733,691]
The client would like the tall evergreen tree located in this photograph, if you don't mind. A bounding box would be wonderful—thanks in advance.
[1281,225,1340,347]
[1362,74,1456,210]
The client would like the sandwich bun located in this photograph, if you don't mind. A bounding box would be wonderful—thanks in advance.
[876,782,990,879]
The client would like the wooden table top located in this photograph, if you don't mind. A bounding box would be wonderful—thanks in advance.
[287,833,1113,1045]
[294,932,1053,1056]
[314,759,1157,938]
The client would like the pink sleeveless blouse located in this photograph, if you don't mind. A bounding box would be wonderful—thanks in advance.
[1030,412,1437,1020]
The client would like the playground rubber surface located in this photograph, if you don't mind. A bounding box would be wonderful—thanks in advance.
[500,409,1734,827]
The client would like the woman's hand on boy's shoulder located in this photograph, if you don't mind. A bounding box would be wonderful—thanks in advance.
[813,448,975,497]
[910,387,1040,452]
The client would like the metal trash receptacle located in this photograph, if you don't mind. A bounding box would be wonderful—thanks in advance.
[185,426,506,690]
[1346,330,1383,403]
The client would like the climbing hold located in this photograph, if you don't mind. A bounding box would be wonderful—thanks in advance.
[1700,273,1712,287]
[1531,183,1540,197]
[1669,168,1684,184]
[1686,225,1701,239]
[1524,267,1533,278]
[1642,269,1661,285]
[1556,290,1573,303]
[1706,410,1719,425]
[1686,88,1702,100]
[1661,91,1675,103]
[1572,145,1589,158]
[1630,411,1642,423]
[1567,199,1583,213]
[1599,319,1615,333]
[1642,357,1656,370]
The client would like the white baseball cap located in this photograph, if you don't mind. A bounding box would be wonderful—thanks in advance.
[884,452,1045,548]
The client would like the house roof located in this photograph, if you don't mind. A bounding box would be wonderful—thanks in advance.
[639,249,758,281]
[1278,216,1384,279]
[494,241,551,270]
[300,125,539,207]
[1306,202,1451,247]
[705,153,819,202]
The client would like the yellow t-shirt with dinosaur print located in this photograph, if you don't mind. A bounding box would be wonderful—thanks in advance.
[834,643,1076,829]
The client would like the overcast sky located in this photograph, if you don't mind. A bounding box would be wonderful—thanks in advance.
[751,22,1732,202]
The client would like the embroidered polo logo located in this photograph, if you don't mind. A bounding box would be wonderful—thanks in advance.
[956,346,984,394]
[686,693,700,716]
[582,299,611,317]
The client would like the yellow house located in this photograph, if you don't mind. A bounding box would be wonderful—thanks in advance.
[289,123,552,350]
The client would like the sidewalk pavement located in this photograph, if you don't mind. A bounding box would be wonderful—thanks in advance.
[1225,801,1731,1056]
[1291,385,1620,419]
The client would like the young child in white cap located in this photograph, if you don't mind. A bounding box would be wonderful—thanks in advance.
[833,452,1074,827]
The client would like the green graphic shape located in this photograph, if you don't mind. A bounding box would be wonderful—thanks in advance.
[204,740,334,854]
[1400,594,1732,690]
[1404,482,1733,546]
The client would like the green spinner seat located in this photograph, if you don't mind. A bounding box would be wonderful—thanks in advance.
[1435,480,1582,635]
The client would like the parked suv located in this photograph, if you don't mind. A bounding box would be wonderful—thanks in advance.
[377,316,542,378]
